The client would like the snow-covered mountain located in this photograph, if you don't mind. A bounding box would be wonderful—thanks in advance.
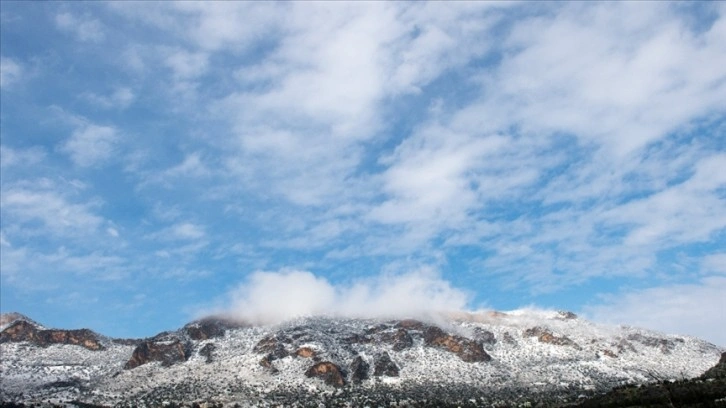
[0,310,722,407]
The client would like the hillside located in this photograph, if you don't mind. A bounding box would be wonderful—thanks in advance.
[0,310,722,407]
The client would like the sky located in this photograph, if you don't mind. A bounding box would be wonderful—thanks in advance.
[1,2,725,346]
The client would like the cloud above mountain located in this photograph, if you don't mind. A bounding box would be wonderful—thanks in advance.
[220,268,470,325]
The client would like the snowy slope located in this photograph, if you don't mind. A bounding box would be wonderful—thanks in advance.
[0,310,722,407]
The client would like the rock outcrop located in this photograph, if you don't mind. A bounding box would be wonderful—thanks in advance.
[295,346,316,358]
[0,320,104,351]
[182,317,245,341]
[305,361,346,387]
[627,333,683,354]
[423,325,492,362]
[198,343,216,363]
[349,355,369,383]
[373,352,400,377]
[124,340,191,369]
[524,327,580,349]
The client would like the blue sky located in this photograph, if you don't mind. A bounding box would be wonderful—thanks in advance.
[1,2,725,345]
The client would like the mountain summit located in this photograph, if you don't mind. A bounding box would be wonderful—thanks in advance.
[0,310,722,407]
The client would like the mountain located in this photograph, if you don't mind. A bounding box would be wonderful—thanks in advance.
[0,310,723,407]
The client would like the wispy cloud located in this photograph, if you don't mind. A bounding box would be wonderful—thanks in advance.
[55,11,105,43]
[81,87,135,110]
[585,276,726,347]
[0,56,22,88]
[0,180,103,237]
[1,1,723,341]
[60,123,118,167]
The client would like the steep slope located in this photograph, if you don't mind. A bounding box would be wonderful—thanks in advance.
[577,352,726,407]
[0,310,722,407]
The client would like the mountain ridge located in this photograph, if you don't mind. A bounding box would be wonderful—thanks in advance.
[1,310,723,407]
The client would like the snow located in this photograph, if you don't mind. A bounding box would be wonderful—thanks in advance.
[1,310,722,406]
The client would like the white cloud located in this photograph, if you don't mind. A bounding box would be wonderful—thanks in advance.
[171,222,205,240]
[0,145,46,168]
[0,182,103,236]
[703,253,726,275]
[55,12,105,42]
[164,48,208,80]
[468,2,726,156]
[584,276,726,347]
[221,268,470,325]
[604,154,726,248]
[219,2,502,208]
[60,123,118,167]
[147,222,207,245]
[82,87,135,109]
[0,245,128,288]
[0,56,22,88]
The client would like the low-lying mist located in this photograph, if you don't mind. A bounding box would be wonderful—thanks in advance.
[215,268,472,325]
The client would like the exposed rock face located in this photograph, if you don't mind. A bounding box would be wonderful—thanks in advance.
[305,361,345,387]
[373,352,399,377]
[473,328,497,345]
[627,333,683,354]
[182,317,243,340]
[423,326,491,362]
[124,340,191,369]
[0,313,34,328]
[349,355,369,383]
[295,346,316,358]
[258,354,279,373]
[395,319,428,331]
[0,320,104,351]
[557,311,578,320]
[615,338,637,354]
[253,334,289,360]
[502,331,517,345]
[199,343,216,363]
[382,328,413,351]
[524,327,580,349]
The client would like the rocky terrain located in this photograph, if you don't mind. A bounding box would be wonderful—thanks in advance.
[0,310,723,407]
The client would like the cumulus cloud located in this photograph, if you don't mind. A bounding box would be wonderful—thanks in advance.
[220,268,471,325]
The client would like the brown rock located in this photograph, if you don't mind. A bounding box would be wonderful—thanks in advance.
[395,319,427,331]
[382,328,413,351]
[124,340,190,369]
[423,326,491,362]
[259,354,279,374]
[183,317,244,340]
[253,335,289,359]
[0,320,104,351]
[602,349,618,358]
[295,347,316,358]
[305,361,345,387]
[523,327,580,349]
